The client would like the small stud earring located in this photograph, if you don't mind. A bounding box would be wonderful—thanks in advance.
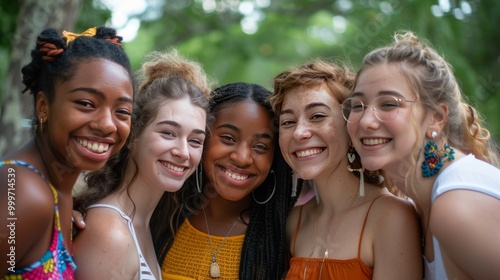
[39,118,44,133]
[431,131,437,138]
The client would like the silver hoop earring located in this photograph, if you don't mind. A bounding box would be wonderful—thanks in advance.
[195,164,202,193]
[252,170,276,205]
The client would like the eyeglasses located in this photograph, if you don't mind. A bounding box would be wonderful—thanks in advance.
[341,96,415,123]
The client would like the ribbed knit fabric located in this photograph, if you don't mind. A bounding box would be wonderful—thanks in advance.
[161,219,244,280]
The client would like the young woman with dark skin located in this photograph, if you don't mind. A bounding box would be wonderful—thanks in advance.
[0,27,133,279]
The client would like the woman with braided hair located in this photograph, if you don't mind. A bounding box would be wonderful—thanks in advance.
[345,30,500,279]
[0,26,134,279]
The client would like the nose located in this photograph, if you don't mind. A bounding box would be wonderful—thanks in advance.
[358,105,380,129]
[229,143,253,167]
[172,139,190,161]
[292,119,312,140]
[93,109,117,135]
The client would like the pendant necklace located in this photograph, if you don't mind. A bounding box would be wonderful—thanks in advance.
[303,187,358,280]
[202,207,240,278]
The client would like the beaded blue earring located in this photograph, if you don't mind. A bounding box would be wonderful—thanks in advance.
[421,131,455,177]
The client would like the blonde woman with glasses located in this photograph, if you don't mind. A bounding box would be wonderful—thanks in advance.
[345,31,500,280]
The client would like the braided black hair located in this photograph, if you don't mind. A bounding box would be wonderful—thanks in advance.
[21,26,132,132]
[152,82,298,279]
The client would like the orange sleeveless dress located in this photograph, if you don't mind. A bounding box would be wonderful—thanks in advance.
[285,195,386,280]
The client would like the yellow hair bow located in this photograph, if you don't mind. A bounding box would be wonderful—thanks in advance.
[62,27,96,46]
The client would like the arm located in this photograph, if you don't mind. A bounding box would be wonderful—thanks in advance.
[73,209,138,280]
[0,167,54,277]
[432,190,500,279]
[372,196,423,280]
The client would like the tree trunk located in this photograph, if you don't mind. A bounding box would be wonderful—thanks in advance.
[0,0,82,156]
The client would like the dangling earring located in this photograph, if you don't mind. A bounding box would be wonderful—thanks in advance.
[253,170,276,204]
[421,131,455,177]
[347,147,365,197]
[39,118,44,134]
[195,164,203,193]
[291,172,298,198]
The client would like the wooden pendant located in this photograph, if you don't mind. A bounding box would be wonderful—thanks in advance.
[210,261,221,278]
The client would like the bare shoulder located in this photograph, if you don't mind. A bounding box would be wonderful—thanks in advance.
[366,193,420,238]
[73,207,139,279]
[371,194,418,221]
[431,189,500,279]
[74,206,134,249]
[368,194,423,279]
[0,165,55,270]
[431,189,500,242]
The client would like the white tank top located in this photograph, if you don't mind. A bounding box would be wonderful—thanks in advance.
[88,204,161,280]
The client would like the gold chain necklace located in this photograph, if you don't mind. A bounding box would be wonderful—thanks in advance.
[202,207,240,278]
[303,188,358,280]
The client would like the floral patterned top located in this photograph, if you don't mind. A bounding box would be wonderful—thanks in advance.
[1,160,76,280]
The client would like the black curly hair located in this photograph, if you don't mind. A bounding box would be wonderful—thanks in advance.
[21,26,133,133]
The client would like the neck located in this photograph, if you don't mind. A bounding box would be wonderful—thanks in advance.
[33,138,80,193]
[312,158,360,211]
[203,194,250,223]
[107,172,165,223]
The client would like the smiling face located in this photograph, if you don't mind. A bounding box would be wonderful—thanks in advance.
[278,83,349,181]
[347,64,428,175]
[133,97,206,192]
[42,59,133,171]
[202,100,275,202]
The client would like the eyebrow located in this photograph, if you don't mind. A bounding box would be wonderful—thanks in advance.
[158,120,206,135]
[217,123,274,141]
[351,90,405,98]
[280,102,331,116]
[69,87,133,104]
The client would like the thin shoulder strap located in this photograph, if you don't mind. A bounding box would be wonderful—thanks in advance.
[88,204,132,222]
[1,160,47,182]
[357,194,388,258]
[88,204,156,280]
[291,205,305,256]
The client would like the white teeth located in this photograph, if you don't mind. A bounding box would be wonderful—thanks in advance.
[296,149,323,158]
[162,162,185,172]
[224,169,249,181]
[78,139,110,153]
[362,138,389,145]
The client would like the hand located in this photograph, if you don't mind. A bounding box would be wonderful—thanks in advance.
[72,210,86,229]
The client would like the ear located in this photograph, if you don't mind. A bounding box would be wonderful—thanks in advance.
[426,103,448,138]
[35,91,49,121]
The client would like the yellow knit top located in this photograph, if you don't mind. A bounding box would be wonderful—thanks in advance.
[161,218,245,280]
